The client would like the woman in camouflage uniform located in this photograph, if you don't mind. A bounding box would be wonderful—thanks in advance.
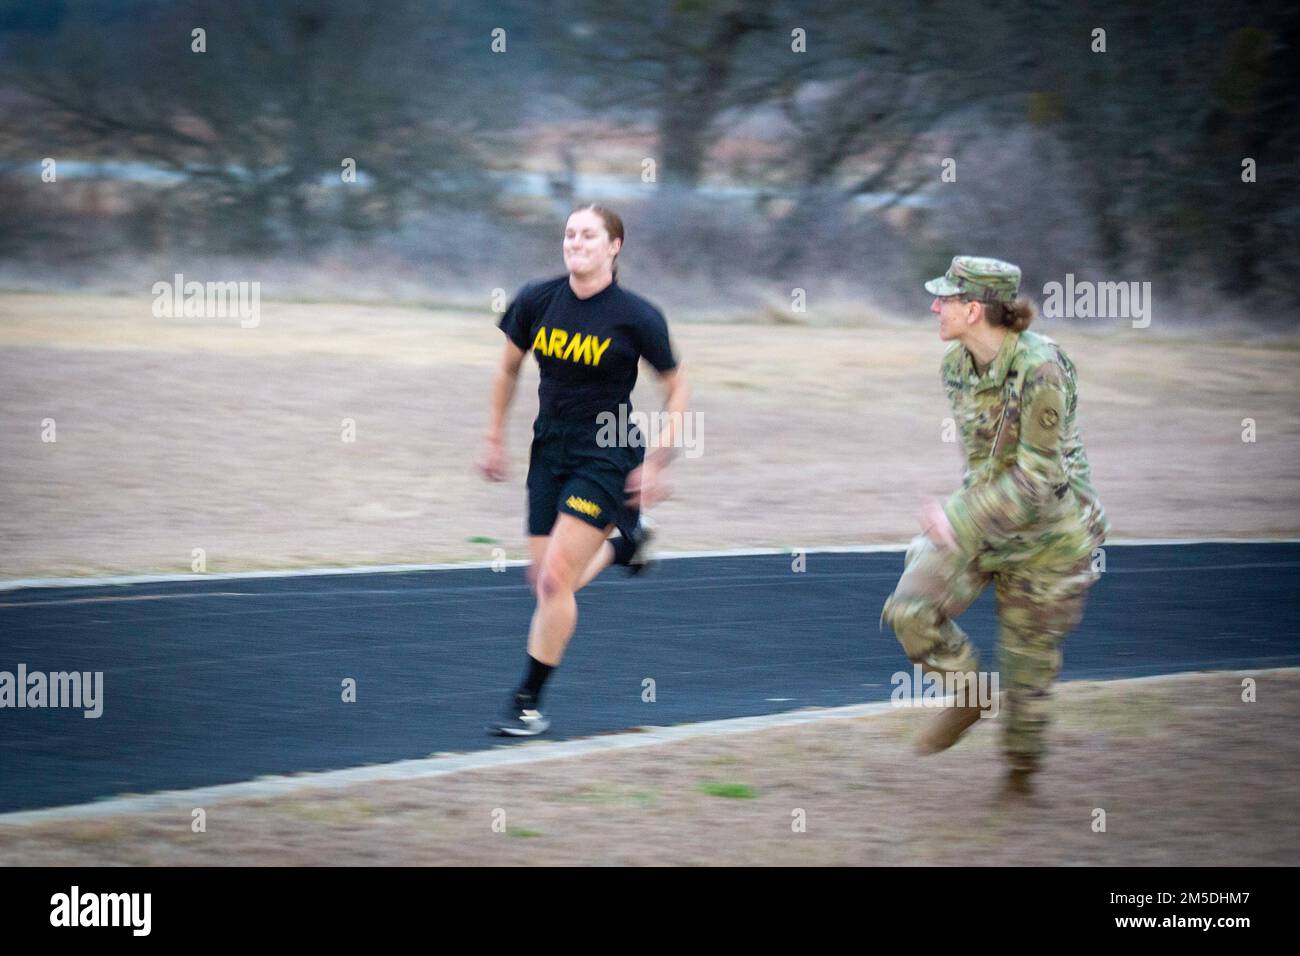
[882,256,1109,796]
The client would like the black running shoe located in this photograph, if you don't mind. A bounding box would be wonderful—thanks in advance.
[486,692,551,737]
[626,514,656,576]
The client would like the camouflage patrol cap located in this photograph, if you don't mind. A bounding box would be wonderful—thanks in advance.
[925,256,1022,304]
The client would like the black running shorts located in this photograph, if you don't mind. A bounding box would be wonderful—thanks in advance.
[526,419,643,538]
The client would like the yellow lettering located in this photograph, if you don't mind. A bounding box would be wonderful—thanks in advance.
[548,328,568,356]
[565,496,601,518]
[531,327,549,356]
[533,327,609,366]
[562,333,592,364]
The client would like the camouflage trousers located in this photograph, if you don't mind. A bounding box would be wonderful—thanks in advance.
[881,535,1099,773]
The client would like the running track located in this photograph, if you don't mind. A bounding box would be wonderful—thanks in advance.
[1,543,1298,814]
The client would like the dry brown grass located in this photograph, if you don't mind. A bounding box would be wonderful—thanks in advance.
[1,292,1296,579]
[1,670,1294,866]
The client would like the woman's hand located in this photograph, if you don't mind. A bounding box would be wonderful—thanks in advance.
[626,459,668,509]
[921,499,957,550]
[479,436,507,482]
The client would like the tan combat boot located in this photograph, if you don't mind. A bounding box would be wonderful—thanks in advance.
[913,673,991,755]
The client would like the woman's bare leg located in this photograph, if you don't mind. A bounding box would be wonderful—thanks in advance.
[526,535,550,592]
[532,532,611,592]
[575,537,616,590]
[527,515,612,665]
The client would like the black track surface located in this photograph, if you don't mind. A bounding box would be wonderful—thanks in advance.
[2,543,1297,814]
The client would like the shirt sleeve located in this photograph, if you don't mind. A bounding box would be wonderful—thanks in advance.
[943,361,1071,553]
[498,283,535,352]
[636,305,678,373]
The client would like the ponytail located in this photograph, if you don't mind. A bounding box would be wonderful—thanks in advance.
[984,297,1035,332]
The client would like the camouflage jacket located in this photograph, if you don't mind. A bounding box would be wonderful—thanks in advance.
[941,330,1109,567]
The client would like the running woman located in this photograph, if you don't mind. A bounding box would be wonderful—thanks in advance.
[479,204,690,736]
[881,256,1109,797]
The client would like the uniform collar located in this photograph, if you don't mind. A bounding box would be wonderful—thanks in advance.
[964,330,1021,392]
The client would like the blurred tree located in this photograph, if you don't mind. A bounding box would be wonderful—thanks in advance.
[543,0,781,189]
[0,0,519,250]
[0,0,1295,308]
[769,2,1006,199]
[757,0,1014,273]
[1198,13,1300,299]
[1014,0,1300,303]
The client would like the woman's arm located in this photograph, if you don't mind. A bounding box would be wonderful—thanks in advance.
[646,367,690,468]
[626,366,690,507]
[479,339,527,481]
[941,361,1071,552]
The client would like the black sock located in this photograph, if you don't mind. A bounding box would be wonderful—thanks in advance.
[610,534,638,566]
[517,654,554,703]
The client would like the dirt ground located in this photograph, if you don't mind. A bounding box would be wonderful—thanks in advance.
[0,292,1297,579]
[1,669,1294,866]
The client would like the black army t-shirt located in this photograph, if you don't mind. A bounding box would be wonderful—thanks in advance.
[499,275,677,424]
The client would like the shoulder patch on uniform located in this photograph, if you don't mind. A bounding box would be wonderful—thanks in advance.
[1022,377,1066,450]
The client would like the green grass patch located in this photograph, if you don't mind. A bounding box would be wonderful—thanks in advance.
[697,782,757,799]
